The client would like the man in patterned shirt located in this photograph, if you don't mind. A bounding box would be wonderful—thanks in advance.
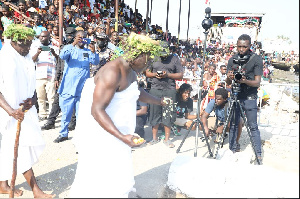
[90,32,113,76]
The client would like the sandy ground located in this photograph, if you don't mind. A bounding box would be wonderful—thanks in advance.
[0,112,298,198]
[0,70,298,198]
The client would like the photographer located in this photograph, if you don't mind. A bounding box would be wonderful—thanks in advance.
[41,27,77,131]
[31,30,59,121]
[146,41,184,148]
[54,30,99,143]
[227,34,263,162]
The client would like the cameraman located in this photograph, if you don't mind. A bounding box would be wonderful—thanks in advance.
[227,34,263,163]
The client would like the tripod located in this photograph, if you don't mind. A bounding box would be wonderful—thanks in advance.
[214,82,262,165]
[176,7,213,157]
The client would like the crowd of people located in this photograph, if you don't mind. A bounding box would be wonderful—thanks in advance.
[0,0,267,197]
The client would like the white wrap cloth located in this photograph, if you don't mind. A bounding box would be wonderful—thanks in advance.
[0,42,45,180]
[70,78,140,198]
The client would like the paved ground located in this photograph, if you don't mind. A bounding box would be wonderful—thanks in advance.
[0,112,298,198]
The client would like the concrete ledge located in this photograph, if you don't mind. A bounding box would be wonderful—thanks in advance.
[167,154,299,198]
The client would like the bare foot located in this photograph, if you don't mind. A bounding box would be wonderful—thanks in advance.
[33,190,56,198]
[0,185,23,197]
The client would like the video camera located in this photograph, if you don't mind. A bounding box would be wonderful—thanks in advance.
[232,54,249,81]
[231,54,250,94]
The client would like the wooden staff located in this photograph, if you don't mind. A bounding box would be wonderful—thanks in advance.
[9,106,26,198]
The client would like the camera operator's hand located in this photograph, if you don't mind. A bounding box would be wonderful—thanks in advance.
[237,75,247,84]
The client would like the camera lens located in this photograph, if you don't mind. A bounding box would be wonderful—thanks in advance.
[235,73,243,80]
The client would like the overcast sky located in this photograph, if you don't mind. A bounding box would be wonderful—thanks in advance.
[124,0,299,47]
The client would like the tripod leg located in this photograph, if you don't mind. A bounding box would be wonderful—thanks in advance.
[199,121,213,157]
[176,120,197,153]
[237,102,262,165]
[194,121,199,157]
[214,100,235,159]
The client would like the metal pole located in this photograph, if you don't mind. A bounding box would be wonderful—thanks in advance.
[134,0,137,25]
[166,0,169,38]
[149,0,153,24]
[146,0,149,33]
[187,0,190,40]
[58,0,63,46]
[115,0,118,32]
[178,0,181,43]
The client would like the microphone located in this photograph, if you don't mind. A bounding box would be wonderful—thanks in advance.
[205,7,211,14]
[205,7,211,19]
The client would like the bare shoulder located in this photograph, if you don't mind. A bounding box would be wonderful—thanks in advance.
[94,58,122,84]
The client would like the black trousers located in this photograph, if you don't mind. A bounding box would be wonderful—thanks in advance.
[135,115,147,138]
[47,92,76,125]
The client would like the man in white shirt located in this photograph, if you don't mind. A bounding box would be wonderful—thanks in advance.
[31,31,59,121]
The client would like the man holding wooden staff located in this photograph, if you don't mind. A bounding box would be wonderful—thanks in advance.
[0,24,54,198]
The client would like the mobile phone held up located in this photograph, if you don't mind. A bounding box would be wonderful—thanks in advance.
[82,38,91,45]
[157,70,163,76]
[40,46,51,51]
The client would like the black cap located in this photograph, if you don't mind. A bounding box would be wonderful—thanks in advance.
[65,27,76,35]
[95,32,108,39]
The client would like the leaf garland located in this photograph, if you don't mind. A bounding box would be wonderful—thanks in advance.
[111,32,169,61]
[3,24,36,41]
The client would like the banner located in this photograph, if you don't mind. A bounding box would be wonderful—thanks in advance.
[222,27,257,44]
[225,16,260,25]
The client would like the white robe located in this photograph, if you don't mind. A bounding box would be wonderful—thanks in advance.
[69,78,140,198]
[0,42,45,181]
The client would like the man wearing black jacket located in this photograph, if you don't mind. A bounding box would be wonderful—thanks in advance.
[41,27,77,130]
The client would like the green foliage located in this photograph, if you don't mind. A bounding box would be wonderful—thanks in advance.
[3,24,36,41]
[110,33,169,61]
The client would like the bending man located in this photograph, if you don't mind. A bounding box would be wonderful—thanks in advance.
[0,24,54,198]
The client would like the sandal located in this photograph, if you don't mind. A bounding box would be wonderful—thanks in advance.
[214,134,221,143]
[171,125,181,136]
[148,139,160,145]
[163,140,175,148]
[159,131,165,140]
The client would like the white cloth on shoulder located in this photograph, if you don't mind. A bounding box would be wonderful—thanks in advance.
[69,78,140,198]
[0,42,45,181]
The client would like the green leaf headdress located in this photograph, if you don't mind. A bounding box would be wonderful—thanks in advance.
[111,32,169,61]
[3,24,36,41]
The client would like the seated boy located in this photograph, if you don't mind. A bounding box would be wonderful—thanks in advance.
[201,88,243,151]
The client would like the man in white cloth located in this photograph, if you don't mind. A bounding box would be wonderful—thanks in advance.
[0,24,55,198]
[69,33,168,198]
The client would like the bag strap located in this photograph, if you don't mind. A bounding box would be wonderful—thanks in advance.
[241,53,256,70]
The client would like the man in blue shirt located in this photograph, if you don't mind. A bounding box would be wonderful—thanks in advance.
[54,30,100,143]
[202,88,242,150]
[0,30,2,51]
